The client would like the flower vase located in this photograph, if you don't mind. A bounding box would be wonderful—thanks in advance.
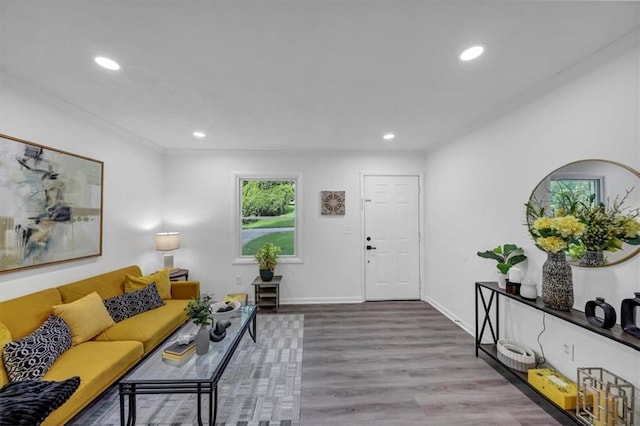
[196,325,210,355]
[579,250,605,267]
[542,251,573,311]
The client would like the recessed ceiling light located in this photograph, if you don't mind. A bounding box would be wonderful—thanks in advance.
[383,133,395,140]
[459,45,485,62]
[192,131,206,138]
[94,56,121,71]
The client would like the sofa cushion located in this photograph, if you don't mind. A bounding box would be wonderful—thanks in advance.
[125,268,172,300]
[94,299,189,354]
[52,292,115,345]
[0,288,63,341]
[3,316,71,382]
[42,340,143,426]
[103,283,165,322]
[0,323,11,387]
[56,265,143,303]
[0,376,80,426]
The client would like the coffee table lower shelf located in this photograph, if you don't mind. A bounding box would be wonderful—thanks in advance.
[119,381,217,426]
[478,343,581,425]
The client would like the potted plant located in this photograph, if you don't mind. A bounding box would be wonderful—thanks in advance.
[254,243,281,282]
[184,293,213,354]
[477,244,527,288]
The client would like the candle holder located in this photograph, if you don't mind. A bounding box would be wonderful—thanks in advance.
[576,367,635,426]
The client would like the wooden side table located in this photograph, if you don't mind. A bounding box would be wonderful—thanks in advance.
[169,268,189,281]
[251,275,281,312]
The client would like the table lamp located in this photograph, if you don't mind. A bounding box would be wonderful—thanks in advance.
[155,232,180,269]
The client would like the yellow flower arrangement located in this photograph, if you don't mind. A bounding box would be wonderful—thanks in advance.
[530,215,586,253]
[527,187,640,258]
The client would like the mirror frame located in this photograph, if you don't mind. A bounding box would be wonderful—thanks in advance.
[527,159,640,267]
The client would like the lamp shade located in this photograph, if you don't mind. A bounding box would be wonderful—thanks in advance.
[155,232,180,251]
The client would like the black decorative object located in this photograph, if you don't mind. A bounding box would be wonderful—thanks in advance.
[620,292,640,338]
[584,297,617,329]
[209,320,231,342]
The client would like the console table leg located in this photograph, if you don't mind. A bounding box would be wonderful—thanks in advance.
[475,283,479,356]
[477,287,498,347]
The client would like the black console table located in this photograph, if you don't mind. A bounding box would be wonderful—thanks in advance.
[475,281,639,424]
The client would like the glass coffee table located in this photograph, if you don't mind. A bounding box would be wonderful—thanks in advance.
[119,305,257,426]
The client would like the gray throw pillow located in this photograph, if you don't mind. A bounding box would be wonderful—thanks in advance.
[3,316,72,382]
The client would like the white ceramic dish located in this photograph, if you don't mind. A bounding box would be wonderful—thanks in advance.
[211,300,241,321]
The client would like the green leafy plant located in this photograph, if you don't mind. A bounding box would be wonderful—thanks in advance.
[477,244,527,274]
[254,242,281,271]
[184,293,213,326]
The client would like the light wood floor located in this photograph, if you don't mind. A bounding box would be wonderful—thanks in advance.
[278,301,569,426]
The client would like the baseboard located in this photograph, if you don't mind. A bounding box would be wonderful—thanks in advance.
[280,296,364,305]
[424,296,474,336]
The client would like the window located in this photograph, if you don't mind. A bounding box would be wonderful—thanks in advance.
[237,175,301,260]
[549,177,603,215]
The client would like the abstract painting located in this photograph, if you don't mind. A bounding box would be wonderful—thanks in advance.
[0,134,103,272]
[321,191,345,215]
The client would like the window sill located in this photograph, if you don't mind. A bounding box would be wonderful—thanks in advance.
[232,257,303,265]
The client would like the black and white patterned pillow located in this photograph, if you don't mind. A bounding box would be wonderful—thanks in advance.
[3,316,72,382]
[103,282,165,322]
[102,293,132,322]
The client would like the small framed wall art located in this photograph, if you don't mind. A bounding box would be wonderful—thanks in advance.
[321,191,345,216]
[0,133,104,273]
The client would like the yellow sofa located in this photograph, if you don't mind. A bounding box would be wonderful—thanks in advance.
[0,265,200,426]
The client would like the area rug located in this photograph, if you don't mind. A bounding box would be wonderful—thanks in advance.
[69,314,303,426]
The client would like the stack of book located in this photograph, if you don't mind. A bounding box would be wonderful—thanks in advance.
[162,340,196,365]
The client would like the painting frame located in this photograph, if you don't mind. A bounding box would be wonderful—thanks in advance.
[0,133,104,273]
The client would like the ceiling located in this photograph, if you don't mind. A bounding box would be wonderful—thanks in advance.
[1,1,639,152]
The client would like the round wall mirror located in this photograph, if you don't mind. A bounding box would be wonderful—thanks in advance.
[527,159,640,267]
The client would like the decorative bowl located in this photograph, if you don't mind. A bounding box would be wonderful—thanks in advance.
[211,300,241,322]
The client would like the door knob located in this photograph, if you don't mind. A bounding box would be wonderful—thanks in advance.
[366,245,376,250]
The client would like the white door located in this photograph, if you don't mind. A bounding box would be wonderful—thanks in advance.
[364,175,420,300]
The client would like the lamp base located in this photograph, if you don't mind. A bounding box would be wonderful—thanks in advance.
[163,253,175,269]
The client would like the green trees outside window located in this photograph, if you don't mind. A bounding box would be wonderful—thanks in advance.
[241,179,296,256]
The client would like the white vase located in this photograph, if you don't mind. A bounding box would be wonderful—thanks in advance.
[195,325,210,355]
[497,273,507,289]
[520,280,538,301]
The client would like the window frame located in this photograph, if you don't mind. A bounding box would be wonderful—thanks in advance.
[549,174,605,212]
[233,172,303,265]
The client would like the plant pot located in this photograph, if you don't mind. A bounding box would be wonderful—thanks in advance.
[541,251,573,311]
[579,250,605,267]
[259,269,274,282]
[497,273,507,289]
[195,325,210,355]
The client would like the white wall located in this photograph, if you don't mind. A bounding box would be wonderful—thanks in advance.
[0,74,166,300]
[162,151,424,303]
[425,48,640,413]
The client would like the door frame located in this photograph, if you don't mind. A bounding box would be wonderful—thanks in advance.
[360,172,425,302]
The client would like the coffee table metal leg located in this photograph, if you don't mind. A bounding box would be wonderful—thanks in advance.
[119,390,125,426]
[212,385,218,425]
[197,382,204,426]
[127,391,136,426]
